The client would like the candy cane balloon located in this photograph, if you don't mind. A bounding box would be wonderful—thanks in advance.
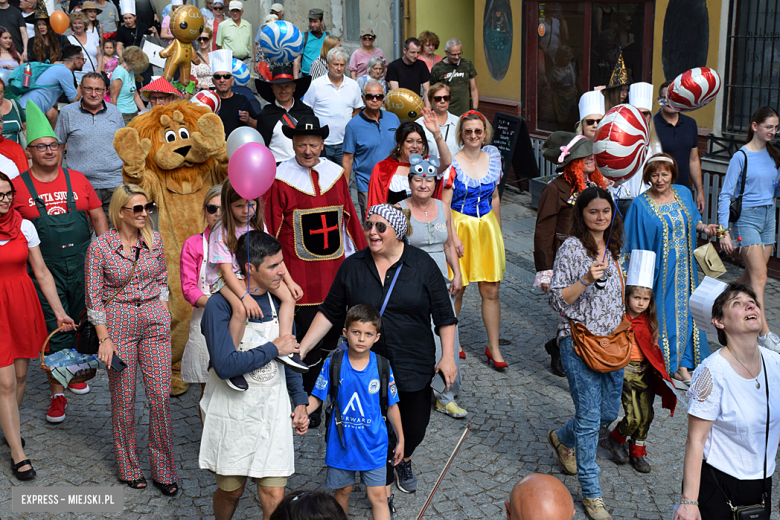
[667,67,721,112]
[593,104,649,184]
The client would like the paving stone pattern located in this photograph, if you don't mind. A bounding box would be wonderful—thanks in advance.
[2,190,780,519]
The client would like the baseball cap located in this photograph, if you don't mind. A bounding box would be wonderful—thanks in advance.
[308,8,323,19]
[360,27,375,38]
[229,0,242,11]
[270,3,283,13]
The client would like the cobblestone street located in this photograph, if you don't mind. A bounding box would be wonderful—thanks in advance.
[3,190,780,519]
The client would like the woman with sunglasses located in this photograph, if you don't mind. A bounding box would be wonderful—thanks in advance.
[348,28,386,80]
[179,184,221,412]
[574,90,605,140]
[418,83,461,159]
[443,110,507,369]
[208,0,226,51]
[85,184,178,495]
[299,204,458,499]
[192,27,214,91]
[0,171,76,481]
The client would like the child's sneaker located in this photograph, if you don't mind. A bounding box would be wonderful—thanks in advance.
[276,352,309,373]
[387,494,396,520]
[226,375,248,391]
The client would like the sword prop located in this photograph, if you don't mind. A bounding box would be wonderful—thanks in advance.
[415,422,473,520]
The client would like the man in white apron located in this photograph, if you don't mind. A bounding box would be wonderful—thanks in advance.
[199,231,309,520]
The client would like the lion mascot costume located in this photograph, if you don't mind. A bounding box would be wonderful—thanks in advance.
[113,100,228,395]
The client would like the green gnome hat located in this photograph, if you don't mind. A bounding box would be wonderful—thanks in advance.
[25,101,58,145]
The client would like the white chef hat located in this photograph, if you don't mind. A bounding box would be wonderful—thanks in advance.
[629,82,654,112]
[626,250,655,289]
[120,0,135,15]
[171,0,183,5]
[689,277,729,335]
[578,90,605,120]
[210,49,233,74]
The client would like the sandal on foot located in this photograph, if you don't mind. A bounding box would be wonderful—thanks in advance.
[153,480,179,496]
[12,458,36,481]
[3,436,25,449]
[121,477,147,489]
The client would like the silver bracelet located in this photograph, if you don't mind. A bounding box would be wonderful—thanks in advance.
[680,498,698,506]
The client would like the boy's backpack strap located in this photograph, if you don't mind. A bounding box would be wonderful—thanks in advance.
[376,353,390,423]
[329,349,346,449]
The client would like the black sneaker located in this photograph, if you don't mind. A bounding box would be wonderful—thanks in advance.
[309,408,321,429]
[544,338,565,377]
[630,456,651,473]
[276,353,309,373]
[387,494,396,519]
[395,460,417,493]
[226,375,248,391]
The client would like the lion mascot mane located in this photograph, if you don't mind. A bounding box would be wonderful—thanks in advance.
[113,100,228,395]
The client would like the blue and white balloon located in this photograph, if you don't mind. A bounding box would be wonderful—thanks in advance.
[258,21,303,64]
[232,59,250,86]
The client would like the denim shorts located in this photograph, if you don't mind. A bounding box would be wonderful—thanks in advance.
[326,465,386,489]
[732,205,776,248]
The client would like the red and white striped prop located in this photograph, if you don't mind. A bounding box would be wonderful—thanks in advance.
[191,90,221,114]
[593,104,649,183]
[667,67,721,112]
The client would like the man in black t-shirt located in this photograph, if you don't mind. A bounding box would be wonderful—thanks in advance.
[385,37,431,108]
[210,48,258,138]
[0,0,27,57]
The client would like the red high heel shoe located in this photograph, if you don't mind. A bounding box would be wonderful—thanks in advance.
[484,348,508,370]
[459,350,466,359]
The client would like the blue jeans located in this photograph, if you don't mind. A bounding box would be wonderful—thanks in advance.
[556,336,623,497]
[324,143,344,167]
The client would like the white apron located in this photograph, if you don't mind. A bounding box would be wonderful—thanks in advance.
[198,295,294,478]
[182,233,211,383]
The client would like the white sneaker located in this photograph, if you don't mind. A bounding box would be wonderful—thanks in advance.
[758,332,780,353]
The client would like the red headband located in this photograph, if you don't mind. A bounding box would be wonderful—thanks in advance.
[462,110,487,125]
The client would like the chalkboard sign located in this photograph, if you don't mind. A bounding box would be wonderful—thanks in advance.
[492,113,539,198]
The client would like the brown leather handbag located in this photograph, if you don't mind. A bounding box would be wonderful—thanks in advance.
[569,260,635,373]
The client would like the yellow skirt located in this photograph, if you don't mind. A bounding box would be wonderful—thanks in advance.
[451,209,506,285]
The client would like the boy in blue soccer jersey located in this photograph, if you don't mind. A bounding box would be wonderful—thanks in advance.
[308,305,405,520]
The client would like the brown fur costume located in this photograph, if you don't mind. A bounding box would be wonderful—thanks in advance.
[113,100,228,395]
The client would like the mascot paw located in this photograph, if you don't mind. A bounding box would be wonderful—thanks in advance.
[192,113,227,156]
[114,128,152,174]
[170,377,189,397]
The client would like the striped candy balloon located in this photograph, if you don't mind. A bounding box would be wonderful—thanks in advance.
[667,67,721,112]
[192,90,221,114]
[593,104,649,183]
[258,21,303,64]
[232,59,250,86]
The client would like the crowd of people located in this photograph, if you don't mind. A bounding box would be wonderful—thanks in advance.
[0,2,778,520]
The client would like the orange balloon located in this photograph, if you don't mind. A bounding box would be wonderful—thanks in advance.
[50,11,70,35]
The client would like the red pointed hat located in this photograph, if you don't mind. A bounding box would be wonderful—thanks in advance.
[140,77,183,99]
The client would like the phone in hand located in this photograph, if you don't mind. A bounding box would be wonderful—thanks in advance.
[110,354,127,372]
[430,371,447,394]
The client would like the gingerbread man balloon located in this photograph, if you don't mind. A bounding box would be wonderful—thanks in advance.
[159,5,203,86]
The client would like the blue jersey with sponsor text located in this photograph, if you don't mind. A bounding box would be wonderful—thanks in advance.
[312,351,399,471]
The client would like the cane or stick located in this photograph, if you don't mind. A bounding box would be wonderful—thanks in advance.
[415,422,473,520]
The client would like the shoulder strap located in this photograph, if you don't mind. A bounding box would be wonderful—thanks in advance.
[303,31,308,47]
[762,354,769,488]
[61,167,77,212]
[737,150,748,198]
[376,353,390,423]
[20,170,46,217]
[329,349,346,448]
[380,263,403,316]
[104,246,140,307]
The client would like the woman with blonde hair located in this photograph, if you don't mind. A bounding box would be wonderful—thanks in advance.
[109,46,148,125]
[309,35,340,79]
[67,11,102,72]
[85,184,178,495]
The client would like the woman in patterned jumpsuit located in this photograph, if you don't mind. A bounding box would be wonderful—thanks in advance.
[85,184,178,495]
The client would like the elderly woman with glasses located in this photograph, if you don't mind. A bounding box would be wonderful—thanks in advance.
[417,82,461,160]
[85,184,178,495]
[356,56,386,94]
[348,28,386,80]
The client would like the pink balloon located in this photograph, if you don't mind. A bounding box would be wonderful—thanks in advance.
[227,143,277,200]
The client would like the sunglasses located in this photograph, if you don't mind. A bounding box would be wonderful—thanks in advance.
[464,128,484,136]
[213,5,223,8]
[433,95,450,102]
[213,74,232,80]
[198,36,210,42]
[584,118,602,126]
[365,93,384,101]
[361,35,375,40]
[363,220,389,233]
[205,204,220,214]
[121,202,156,215]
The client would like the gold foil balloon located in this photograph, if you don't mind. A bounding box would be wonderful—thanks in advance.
[384,88,425,123]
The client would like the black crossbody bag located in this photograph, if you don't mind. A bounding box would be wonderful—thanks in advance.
[728,150,748,224]
[709,354,770,520]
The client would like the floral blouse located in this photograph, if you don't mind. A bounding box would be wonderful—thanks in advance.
[85,229,169,326]
[548,237,625,342]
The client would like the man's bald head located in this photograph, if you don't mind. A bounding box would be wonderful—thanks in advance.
[505,474,575,520]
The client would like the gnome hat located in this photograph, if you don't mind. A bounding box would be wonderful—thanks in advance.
[25,101,57,145]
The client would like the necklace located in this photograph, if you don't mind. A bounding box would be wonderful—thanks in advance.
[728,346,761,389]
[410,199,433,216]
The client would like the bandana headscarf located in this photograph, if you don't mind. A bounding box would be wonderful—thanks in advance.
[367,204,407,241]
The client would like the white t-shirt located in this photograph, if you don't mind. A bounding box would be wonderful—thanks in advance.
[68,31,101,72]
[0,153,20,179]
[687,347,780,480]
[301,74,364,146]
[418,112,462,161]
[0,219,40,247]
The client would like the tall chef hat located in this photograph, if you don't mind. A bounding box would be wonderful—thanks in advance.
[210,49,233,75]
[120,0,135,15]
[171,0,183,5]
[689,277,729,335]
[629,82,654,112]
[578,90,605,120]
[626,250,655,289]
